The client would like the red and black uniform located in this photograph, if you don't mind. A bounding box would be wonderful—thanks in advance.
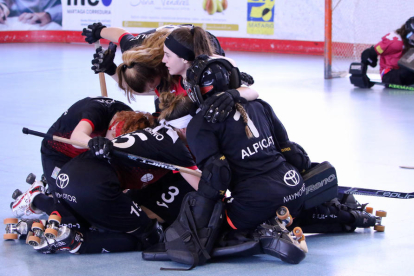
[53,125,197,253]
[41,97,132,193]
[187,99,307,230]
[374,31,414,85]
[56,124,197,230]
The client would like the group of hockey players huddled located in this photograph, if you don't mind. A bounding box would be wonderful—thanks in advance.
[6,21,387,268]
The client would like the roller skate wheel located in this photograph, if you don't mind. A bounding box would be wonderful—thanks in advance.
[4,233,18,240]
[32,222,45,232]
[293,227,303,238]
[286,215,293,227]
[26,173,36,184]
[45,228,58,239]
[48,214,62,225]
[374,225,385,232]
[27,235,41,246]
[4,218,19,224]
[375,210,387,217]
[11,189,23,200]
[365,206,373,214]
[276,206,290,220]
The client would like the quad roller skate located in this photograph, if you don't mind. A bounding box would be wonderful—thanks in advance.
[25,173,50,195]
[4,218,45,240]
[255,206,308,264]
[26,212,83,254]
[339,194,387,232]
[10,174,46,218]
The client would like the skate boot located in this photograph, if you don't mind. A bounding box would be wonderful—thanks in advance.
[135,219,164,251]
[11,180,45,219]
[255,206,307,264]
[26,173,51,196]
[27,212,83,254]
[4,218,46,240]
[335,195,387,232]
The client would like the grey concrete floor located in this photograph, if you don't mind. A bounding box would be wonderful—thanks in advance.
[0,43,413,275]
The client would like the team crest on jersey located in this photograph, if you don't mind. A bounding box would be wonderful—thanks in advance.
[141,173,154,183]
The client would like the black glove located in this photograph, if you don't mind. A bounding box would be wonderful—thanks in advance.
[81,22,106,44]
[198,154,231,200]
[240,72,254,86]
[91,42,117,76]
[203,89,245,123]
[279,141,311,173]
[88,137,113,159]
[361,46,378,67]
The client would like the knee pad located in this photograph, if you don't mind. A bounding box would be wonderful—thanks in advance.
[302,161,338,210]
[164,192,224,267]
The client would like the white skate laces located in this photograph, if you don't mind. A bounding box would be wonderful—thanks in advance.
[11,181,45,218]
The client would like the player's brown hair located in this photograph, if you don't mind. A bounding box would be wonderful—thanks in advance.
[116,111,155,135]
[396,23,413,54]
[158,92,193,121]
[167,26,215,58]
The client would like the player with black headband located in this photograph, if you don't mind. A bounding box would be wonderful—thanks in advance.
[82,23,257,120]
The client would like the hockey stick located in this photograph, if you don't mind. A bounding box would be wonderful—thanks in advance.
[338,186,414,199]
[400,166,414,169]
[370,81,414,91]
[95,40,108,97]
[22,127,201,177]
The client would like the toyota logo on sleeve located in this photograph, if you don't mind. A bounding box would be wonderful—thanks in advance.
[56,174,70,189]
[283,170,300,186]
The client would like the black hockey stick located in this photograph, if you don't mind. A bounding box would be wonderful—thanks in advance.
[22,127,201,177]
[338,186,414,199]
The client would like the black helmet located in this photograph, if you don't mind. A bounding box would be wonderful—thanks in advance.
[405,17,414,46]
[405,16,414,33]
[184,55,241,107]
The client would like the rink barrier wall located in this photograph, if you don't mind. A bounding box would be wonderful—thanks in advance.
[0,30,327,56]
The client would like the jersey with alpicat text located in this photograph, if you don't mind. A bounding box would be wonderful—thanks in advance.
[187,99,289,186]
[44,97,132,158]
[110,126,197,190]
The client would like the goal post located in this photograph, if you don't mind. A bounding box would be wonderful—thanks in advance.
[324,0,414,79]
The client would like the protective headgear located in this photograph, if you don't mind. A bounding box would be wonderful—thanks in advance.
[184,55,241,107]
[405,16,414,46]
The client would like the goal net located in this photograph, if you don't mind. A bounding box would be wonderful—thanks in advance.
[325,0,414,79]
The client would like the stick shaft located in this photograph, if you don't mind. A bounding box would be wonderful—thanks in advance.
[95,40,108,97]
[99,73,108,97]
[22,127,201,177]
[338,186,414,199]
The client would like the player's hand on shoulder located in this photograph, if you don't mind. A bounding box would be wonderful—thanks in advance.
[88,136,113,159]
[82,22,107,44]
[203,89,245,123]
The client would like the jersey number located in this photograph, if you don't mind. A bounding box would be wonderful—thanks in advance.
[156,186,179,209]
[130,201,142,217]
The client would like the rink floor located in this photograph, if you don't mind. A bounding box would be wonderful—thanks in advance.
[1,43,413,276]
